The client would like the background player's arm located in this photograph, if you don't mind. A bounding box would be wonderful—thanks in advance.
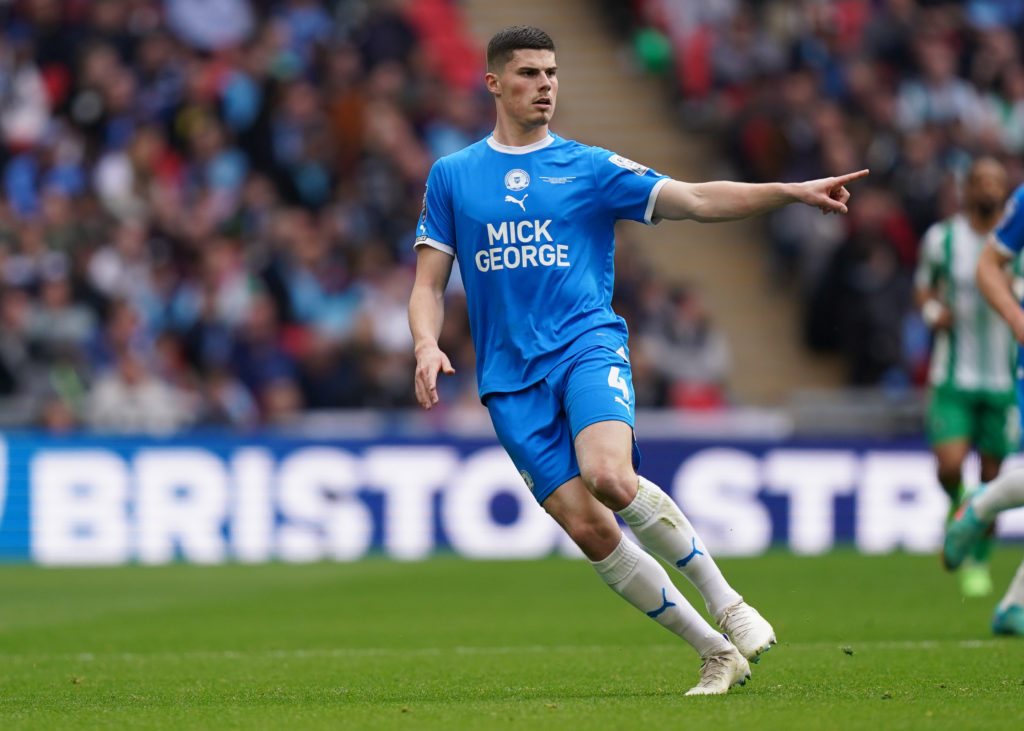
[976,242,1024,344]
[652,169,869,223]
[912,226,953,331]
[409,247,456,409]
[914,284,953,331]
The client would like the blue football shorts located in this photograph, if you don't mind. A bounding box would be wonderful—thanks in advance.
[485,345,640,505]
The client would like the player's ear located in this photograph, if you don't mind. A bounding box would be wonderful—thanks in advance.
[485,71,501,96]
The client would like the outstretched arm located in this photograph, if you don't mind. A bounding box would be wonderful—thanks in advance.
[409,246,456,409]
[976,242,1024,344]
[653,169,870,222]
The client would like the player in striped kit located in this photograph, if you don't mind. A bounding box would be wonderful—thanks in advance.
[914,157,1017,597]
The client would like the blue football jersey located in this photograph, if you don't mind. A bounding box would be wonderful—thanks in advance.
[994,184,1024,279]
[415,133,669,397]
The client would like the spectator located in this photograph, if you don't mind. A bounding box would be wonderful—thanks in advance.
[27,256,97,357]
[86,217,160,321]
[229,289,298,405]
[85,346,197,433]
[808,187,913,385]
[164,0,255,53]
[640,285,732,410]
[93,124,171,220]
[0,28,50,152]
[0,286,37,396]
[895,34,988,135]
[986,64,1024,154]
[197,365,260,428]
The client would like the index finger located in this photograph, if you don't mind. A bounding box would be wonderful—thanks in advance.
[833,169,870,186]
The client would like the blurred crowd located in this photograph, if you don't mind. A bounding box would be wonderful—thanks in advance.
[618,0,1024,388]
[0,0,732,433]
[10,0,1024,432]
[31,0,1010,434]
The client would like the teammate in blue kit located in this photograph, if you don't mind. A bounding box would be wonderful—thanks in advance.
[953,178,1024,636]
[408,25,868,695]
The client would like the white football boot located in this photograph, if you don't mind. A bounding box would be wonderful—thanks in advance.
[684,644,751,696]
[717,600,776,662]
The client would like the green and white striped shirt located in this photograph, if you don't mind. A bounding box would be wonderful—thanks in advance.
[915,214,1017,392]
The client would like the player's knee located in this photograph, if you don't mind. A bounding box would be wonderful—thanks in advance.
[581,464,637,511]
[563,516,621,560]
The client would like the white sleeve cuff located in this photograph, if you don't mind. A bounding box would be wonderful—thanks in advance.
[414,237,455,256]
[645,178,670,225]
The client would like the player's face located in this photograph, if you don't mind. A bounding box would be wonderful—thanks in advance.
[965,159,1008,217]
[488,49,558,130]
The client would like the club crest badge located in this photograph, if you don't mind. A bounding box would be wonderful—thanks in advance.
[505,169,530,191]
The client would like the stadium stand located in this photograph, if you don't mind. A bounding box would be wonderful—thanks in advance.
[617,0,1024,395]
[8,0,1015,432]
[0,0,747,432]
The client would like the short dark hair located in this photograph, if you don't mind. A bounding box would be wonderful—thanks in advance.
[486,26,555,72]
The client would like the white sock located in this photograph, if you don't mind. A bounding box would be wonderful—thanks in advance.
[973,469,1024,521]
[617,476,741,621]
[998,558,1024,611]
[592,535,730,657]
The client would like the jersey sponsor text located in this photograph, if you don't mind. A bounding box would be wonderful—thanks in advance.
[475,244,570,272]
[486,219,553,245]
[477,219,568,272]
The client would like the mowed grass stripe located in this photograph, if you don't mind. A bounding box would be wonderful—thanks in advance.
[1,551,1023,729]
[0,638,1013,663]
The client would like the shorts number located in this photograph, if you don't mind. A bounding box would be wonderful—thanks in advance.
[608,366,630,403]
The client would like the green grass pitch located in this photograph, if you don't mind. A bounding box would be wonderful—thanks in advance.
[1,549,1022,730]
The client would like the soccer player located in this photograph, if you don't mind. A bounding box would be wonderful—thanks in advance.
[408,25,868,695]
[914,157,1017,598]
[951,171,1024,636]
